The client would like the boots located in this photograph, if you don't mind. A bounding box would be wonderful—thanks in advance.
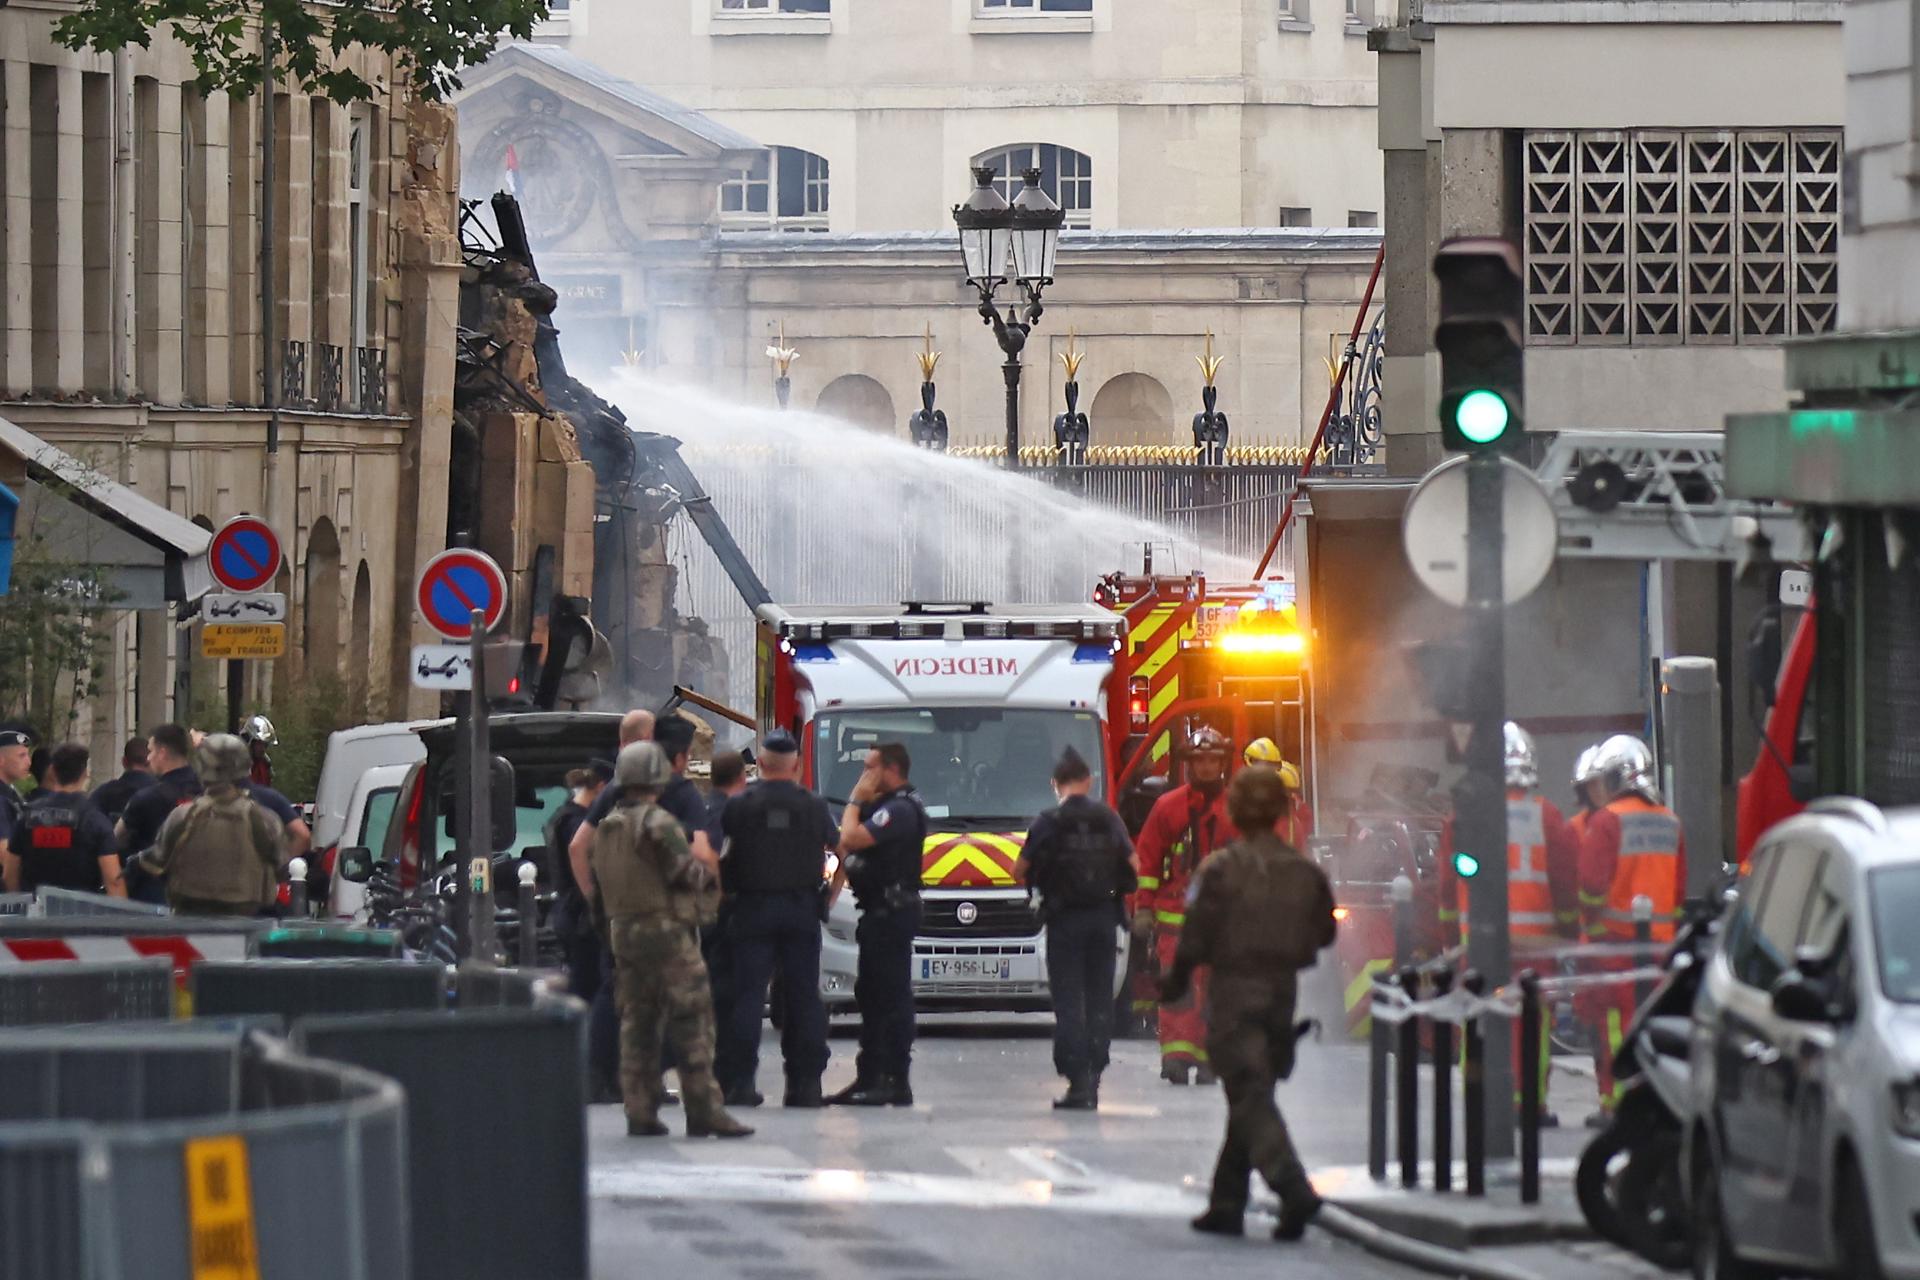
[724,1083,765,1108]
[783,1079,824,1109]
[1272,1188,1324,1242]
[824,1078,871,1106]
[1162,1060,1193,1085]
[839,1074,912,1107]
[626,1115,669,1138]
[686,1108,755,1139]
[1053,1075,1097,1111]
[1189,1208,1244,1237]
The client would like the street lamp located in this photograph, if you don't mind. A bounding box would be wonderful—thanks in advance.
[952,165,1065,470]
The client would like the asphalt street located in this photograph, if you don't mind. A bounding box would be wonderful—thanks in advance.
[588,1013,1434,1280]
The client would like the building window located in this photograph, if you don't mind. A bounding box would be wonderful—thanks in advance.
[978,0,1093,10]
[974,143,1093,229]
[719,146,829,231]
[1279,206,1313,227]
[347,108,373,359]
[719,0,831,10]
[1348,210,1378,228]
[1277,0,1310,28]
[1522,128,1841,345]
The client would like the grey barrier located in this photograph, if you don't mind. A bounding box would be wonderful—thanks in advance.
[254,922,408,960]
[0,957,174,1027]
[0,893,30,917]
[0,1027,408,1280]
[294,969,589,1280]
[36,886,171,917]
[190,958,448,1019]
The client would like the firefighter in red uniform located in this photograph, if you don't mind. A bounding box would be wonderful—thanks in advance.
[1130,727,1233,1084]
[1243,739,1313,847]
[1577,734,1686,1119]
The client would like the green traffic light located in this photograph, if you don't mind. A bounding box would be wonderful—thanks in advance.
[1454,389,1511,444]
[1453,850,1482,879]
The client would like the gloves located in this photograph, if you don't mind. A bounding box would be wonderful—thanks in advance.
[1158,967,1190,1005]
[1129,911,1154,950]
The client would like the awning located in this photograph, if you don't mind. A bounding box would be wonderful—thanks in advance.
[0,413,213,609]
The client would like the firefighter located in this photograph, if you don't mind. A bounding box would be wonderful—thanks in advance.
[240,715,276,788]
[1577,734,1686,1118]
[1132,726,1234,1084]
[1243,738,1313,847]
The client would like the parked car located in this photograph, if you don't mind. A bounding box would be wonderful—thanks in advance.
[326,763,414,923]
[1687,797,1920,1280]
[310,719,438,884]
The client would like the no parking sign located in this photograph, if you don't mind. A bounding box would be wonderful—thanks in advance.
[415,549,508,642]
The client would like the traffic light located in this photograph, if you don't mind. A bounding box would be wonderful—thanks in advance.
[1433,237,1525,454]
[1452,850,1482,879]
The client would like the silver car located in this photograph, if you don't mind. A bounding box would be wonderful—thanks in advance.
[1687,797,1920,1280]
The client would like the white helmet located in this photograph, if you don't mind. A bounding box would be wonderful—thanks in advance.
[240,714,277,747]
[1502,722,1538,791]
[1588,734,1657,804]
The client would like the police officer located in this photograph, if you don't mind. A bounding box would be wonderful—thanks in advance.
[118,724,202,868]
[0,723,35,877]
[1163,766,1336,1243]
[1019,746,1136,1111]
[2,743,121,896]
[591,741,751,1140]
[140,734,284,916]
[828,742,927,1107]
[718,731,837,1109]
[89,739,154,823]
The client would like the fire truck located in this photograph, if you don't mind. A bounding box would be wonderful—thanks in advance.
[754,600,1126,1011]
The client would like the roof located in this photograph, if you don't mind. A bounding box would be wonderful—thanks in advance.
[0,413,213,606]
[757,602,1114,623]
[479,44,762,153]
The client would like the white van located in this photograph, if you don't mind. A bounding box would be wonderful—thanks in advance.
[310,720,438,895]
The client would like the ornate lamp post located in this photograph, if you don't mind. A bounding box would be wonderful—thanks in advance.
[909,324,950,450]
[952,165,1065,470]
[1192,328,1230,465]
[766,321,798,410]
[1053,329,1089,465]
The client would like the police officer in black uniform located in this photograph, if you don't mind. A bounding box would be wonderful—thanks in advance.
[1019,747,1138,1111]
[3,743,122,895]
[0,723,37,885]
[117,724,202,905]
[718,731,837,1108]
[828,742,927,1107]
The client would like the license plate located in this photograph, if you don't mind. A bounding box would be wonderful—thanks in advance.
[920,957,1012,981]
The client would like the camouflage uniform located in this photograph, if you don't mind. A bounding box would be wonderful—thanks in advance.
[592,795,735,1132]
[1166,829,1337,1229]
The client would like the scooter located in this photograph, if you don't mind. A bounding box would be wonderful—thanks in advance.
[1575,891,1724,1270]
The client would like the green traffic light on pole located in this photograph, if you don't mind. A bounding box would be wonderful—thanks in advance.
[1453,389,1511,445]
[1453,850,1482,879]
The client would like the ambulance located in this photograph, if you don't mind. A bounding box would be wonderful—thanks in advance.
[753,600,1126,1011]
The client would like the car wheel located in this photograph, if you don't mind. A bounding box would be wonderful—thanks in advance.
[1691,1147,1767,1280]
[1835,1153,1887,1280]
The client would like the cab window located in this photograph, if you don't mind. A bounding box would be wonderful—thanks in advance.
[1721,846,1776,985]
[1740,843,1824,992]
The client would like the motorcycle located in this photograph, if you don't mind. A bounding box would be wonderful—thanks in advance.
[1576,891,1724,1270]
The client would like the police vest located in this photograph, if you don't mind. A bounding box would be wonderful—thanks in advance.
[1598,796,1683,943]
[19,798,100,892]
[1039,799,1126,912]
[851,790,927,897]
[728,783,825,895]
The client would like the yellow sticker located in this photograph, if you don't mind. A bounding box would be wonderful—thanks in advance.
[183,1134,261,1280]
[199,624,286,660]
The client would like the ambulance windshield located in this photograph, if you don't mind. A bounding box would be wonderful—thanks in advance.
[815,707,1105,823]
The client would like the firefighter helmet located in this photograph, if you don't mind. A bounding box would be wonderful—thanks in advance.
[1503,721,1539,791]
[1187,726,1231,759]
[1573,745,1602,786]
[614,742,673,793]
[194,733,252,787]
[239,715,277,747]
[1227,765,1292,833]
[1589,734,1657,803]
[1245,739,1304,792]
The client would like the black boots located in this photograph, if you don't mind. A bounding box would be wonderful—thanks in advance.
[723,1084,765,1108]
[783,1079,825,1109]
[829,1075,913,1107]
[686,1109,755,1139]
[1053,1074,1098,1111]
[1162,1061,1193,1085]
[1272,1189,1324,1242]
[626,1116,669,1138]
[1189,1209,1244,1237]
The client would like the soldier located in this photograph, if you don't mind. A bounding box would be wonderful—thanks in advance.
[139,734,284,916]
[591,741,752,1140]
[1161,765,1336,1243]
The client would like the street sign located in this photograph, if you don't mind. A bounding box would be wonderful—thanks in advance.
[208,516,283,594]
[201,623,286,659]
[416,549,508,641]
[204,592,288,623]
[411,644,474,691]
[1402,456,1558,608]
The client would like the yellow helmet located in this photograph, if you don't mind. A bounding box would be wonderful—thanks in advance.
[1244,738,1303,792]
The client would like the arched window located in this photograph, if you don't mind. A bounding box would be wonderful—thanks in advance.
[719,146,830,232]
[972,143,1093,228]
[816,374,896,433]
[1090,373,1175,446]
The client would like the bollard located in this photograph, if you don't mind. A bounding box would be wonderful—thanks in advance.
[518,862,540,970]
[1461,969,1486,1198]
[1390,875,1415,970]
[1519,969,1542,1206]
[1368,979,1389,1182]
[288,856,310,920]
[1396,965,1420,1189]
[1431,966,1454,1194]
[1633,894,1655,1010]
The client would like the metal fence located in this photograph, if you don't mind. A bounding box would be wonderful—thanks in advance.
[0,958,173,1028]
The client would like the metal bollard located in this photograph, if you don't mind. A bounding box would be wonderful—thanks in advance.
[1368,978,1390,1182]
[1633,894,1655,1010]
[1390,875,1415,970]
[1461,969,1486,1198]
[1519,969,1542,1206]
[1431,966,1454,1194]
[287,856,309,920]
[1397,965,1421,1189]
[517,861,540,969]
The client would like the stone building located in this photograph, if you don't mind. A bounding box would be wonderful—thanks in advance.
[454,35,1383,450]
[1369,0,1845,470]
[0,14,595,757]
